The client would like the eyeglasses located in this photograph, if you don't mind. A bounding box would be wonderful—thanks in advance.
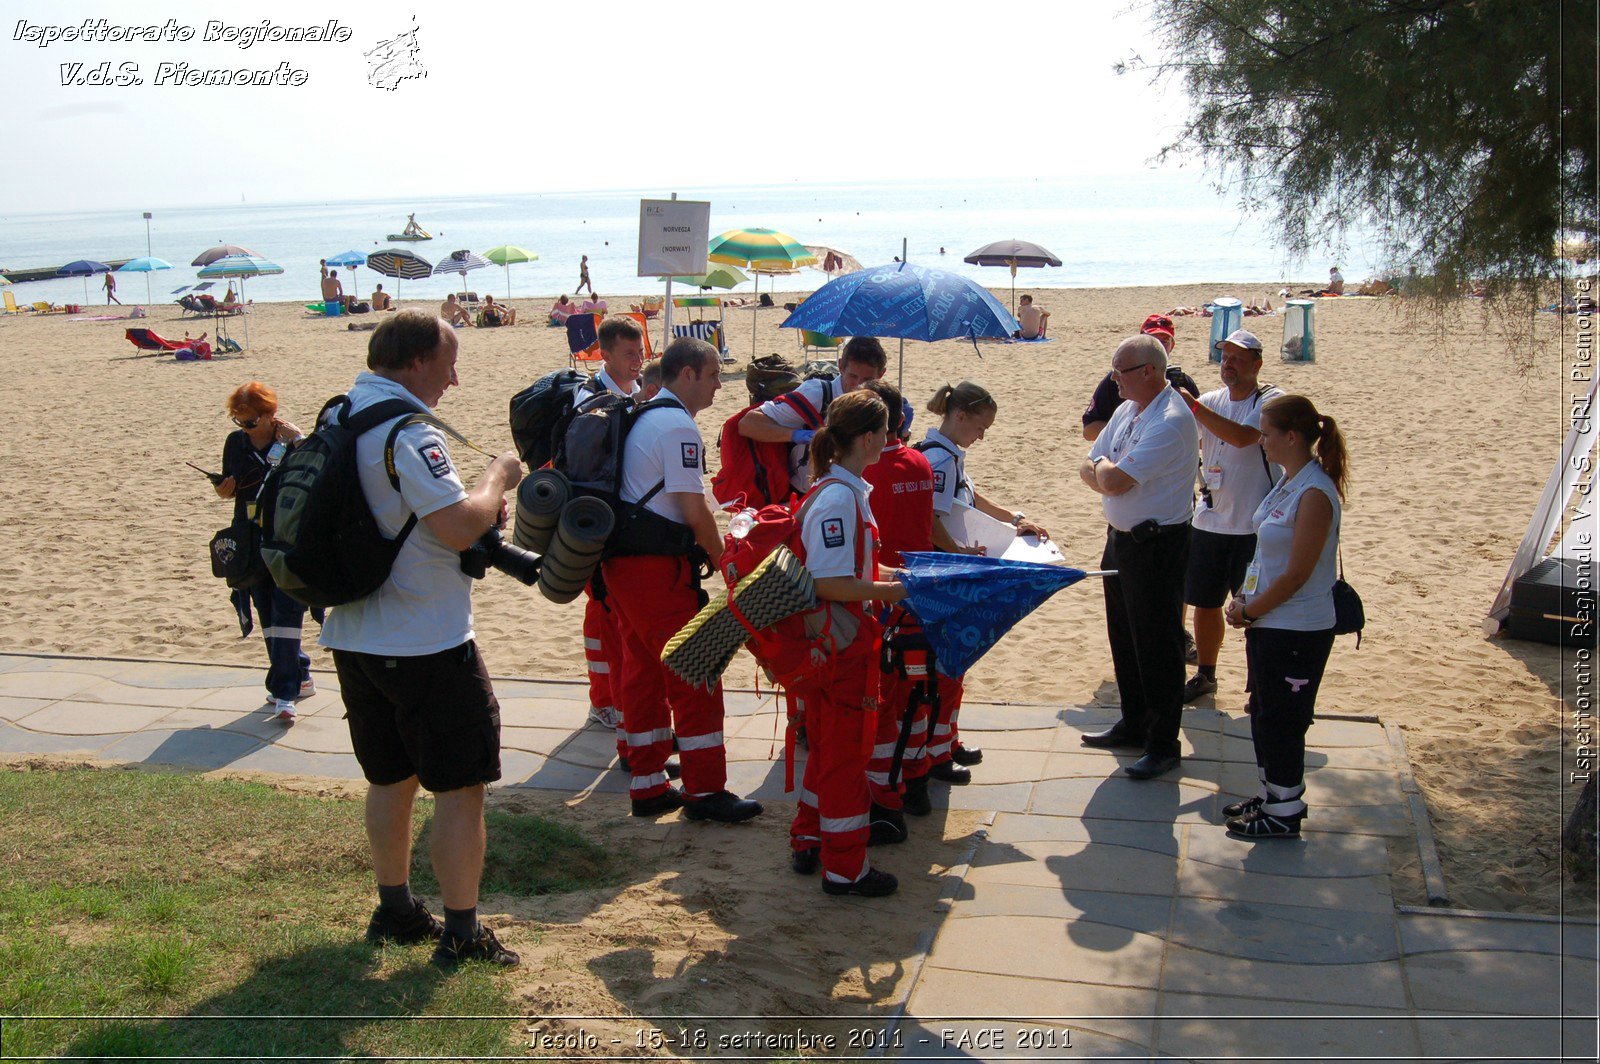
[232,416,261,429]
[1111,362,1152,377]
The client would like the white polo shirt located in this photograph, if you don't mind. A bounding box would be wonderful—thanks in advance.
[585,367,640,400]
[918,428,975,517]
[800,467,878,580]
[1193,384,1283,536]
[1087,384,1198,531]
[754,376,836,491]
[619,387,703,523]
[1247,462,1341,631]
[320,372,474,657]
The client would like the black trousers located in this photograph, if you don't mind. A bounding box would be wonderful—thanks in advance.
[1244,626,1336,793]
[1102,522,1191,759]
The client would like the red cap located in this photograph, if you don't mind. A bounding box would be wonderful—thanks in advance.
[1140,313,1175,340]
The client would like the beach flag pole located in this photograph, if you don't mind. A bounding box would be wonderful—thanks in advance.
[662,193,677,354]
[897,237,908,390]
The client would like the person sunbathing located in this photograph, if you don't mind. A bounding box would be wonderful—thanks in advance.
[1016,293,1050,339]
[480,293,516,327]
[440,293,471,326]
[549,294,576,325]
[370,285,393,312]
[580,294,607,315]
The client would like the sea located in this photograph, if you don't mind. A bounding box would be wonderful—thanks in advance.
[0,172,1385,307]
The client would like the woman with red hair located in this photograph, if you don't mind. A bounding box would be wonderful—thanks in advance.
[216,381,311,723]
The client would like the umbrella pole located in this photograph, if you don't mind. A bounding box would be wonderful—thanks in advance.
[752,274,759,359]
[897,337,905,391]
[505,263,511,301]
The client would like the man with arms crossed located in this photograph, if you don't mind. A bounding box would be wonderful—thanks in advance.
[321,311,525,967]
[1078,334,1199,780]
[1177,329,1282,702]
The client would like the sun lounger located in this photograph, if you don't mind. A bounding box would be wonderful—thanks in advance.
[567,313,603,369]
[3,291,28,315]
[197,294,244,316]
[125,327,185,352]
[33,301,67,315]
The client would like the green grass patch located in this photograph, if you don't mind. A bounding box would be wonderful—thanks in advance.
[0,767,617,1058]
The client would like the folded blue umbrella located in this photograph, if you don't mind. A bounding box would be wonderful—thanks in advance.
[896,551,1089,679]
[778,261,1019,352]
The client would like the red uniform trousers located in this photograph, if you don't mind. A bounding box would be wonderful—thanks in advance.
[582,585,626,760]
[789,628,879,884]
[602,554,726,801]
[925,673,966,766]
[869,669,932,807]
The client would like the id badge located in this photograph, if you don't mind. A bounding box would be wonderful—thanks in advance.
[1241,561,1261,595]
[1202,465,1224,491]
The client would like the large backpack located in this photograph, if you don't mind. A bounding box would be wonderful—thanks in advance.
[257,395,463,608]
[553,390,697,557]
[508,368,589,468]
[710,378,833,509]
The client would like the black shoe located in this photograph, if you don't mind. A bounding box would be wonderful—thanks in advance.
[365,898,443,945]
[1222,794,1265,818]
[431,925,520,968]
[1184,630,1198,664]
[928,761,971,785]
[630,787,685,817]
[683,790,763,823]
[1080,725,1143,750]
[1182,673,1218,703]
[791,847,820,875]
[868,804,908,845]
[821,867,899,897]
[618,755,681,780]
[1226,807,1303,839]
[1124,754,1181,780]
[950,742,983,766]
[902,777,933,817]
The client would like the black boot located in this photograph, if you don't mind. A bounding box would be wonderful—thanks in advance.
[868,803,908,845]
[902,777,933,817]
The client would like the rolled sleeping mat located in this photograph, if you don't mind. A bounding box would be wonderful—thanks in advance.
[537,495,614,604]
[512,468,572,554]
[662,546,816,690]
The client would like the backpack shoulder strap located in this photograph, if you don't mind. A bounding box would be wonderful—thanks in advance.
[774,387,826,429]
[913,438,956,460]
[380,408,473,492]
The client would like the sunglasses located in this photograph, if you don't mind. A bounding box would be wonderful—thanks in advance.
[232,416,261,429]
[1111,362,1152,377]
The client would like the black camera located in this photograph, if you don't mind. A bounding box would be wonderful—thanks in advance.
[460,527,541,586]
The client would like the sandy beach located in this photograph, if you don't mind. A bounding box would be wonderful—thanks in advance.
[0,283,1587,917]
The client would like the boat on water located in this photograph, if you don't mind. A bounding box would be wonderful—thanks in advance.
[387,213,434,242]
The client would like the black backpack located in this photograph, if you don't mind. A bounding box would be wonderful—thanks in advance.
[257,395,459,608]
[554,390,697,557]
[509,368,589,468]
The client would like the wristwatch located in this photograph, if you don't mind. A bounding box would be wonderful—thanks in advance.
[1011,511,1026,527]
[1240,607,1256,624]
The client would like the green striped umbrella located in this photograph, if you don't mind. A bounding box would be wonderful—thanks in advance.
[707,228,816,357]
[483,245,539,299]
[669,265,749,290]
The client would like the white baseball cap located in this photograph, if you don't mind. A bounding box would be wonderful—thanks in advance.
[1222,329,1263,352]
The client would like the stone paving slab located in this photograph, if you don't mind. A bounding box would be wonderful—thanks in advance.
[1159,942,1409,1009]
[926,914,1167,990]
[1167,896,1399,965]
[1154,994,1423,1061]
[966,838,1179,897]
[944,882,1172,938]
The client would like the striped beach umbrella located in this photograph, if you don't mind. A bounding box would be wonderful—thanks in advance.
[197,255,283,348]
[670,265,749,290]
[367,247,433,300]
[707,228,817,357]
[191,244,259,267]
[434,249,491,298]
[483,245,539,299]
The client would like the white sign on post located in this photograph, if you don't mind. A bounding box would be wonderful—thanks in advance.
[638,199,711,277]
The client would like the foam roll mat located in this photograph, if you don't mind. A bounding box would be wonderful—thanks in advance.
[536,496,613,604]
[662,546,816,690]
[512,469,572,554]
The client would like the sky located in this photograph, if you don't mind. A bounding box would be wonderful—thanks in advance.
[0,0,1187,213]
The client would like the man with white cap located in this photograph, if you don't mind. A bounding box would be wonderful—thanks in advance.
[1175,329,1283,703]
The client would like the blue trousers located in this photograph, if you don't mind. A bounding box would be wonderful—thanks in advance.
[246,582,310,702]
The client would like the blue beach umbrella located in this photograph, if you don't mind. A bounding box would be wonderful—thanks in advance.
[58,259,110,305]
[117,256,174,307]
[896,552,1090,679]
[779,261,1020,385]
[325,250,367,299]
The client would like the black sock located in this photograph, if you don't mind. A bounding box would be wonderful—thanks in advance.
[377,882,415,914]
[1198,664,1216,680]
[443,905,478,942]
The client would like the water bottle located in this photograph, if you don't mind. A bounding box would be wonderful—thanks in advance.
[728,508,757,539]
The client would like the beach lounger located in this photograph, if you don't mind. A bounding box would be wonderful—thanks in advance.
[799,328,842,364]
[672,320,729,360]
[3,291,28,315]
[630,295,664,319]
[197,294,244,316]
[33,301,67,315]
[623,312,656,361]
[567,313,603,369]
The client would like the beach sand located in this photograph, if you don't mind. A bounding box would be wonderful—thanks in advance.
[0,285,1588,923]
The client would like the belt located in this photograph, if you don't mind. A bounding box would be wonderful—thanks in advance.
[1110,521,1191,538]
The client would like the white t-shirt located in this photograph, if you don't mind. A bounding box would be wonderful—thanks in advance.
[1246,462,1341,631]
[1086,385,1198,531]
[800,468,878,580]
[586,367,640,400]
[1193,384,1283,536]
[619,386,704,522]
[754,376,836,491]
[918,428,974,517]
[320,372,474,657]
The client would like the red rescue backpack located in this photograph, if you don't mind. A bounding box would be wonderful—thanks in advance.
[710,381,833,508]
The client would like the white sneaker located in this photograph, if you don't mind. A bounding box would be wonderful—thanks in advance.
[272,700,298,724]
[298,679,316,699]
[587,705,622,730]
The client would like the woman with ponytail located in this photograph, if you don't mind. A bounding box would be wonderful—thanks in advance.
[915,381,1049,782]
[790,389,908,898]
[1223,394,1349,839]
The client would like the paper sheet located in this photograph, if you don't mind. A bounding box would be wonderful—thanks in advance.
[945,501,1065,563]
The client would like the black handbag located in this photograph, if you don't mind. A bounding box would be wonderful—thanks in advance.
[210,516,267,590]
[1331,548,1364,646]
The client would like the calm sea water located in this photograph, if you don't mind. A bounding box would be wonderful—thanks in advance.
[0,173,1382,307]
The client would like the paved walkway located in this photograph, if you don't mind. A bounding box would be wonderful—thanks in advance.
[1,652,1594,1062]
